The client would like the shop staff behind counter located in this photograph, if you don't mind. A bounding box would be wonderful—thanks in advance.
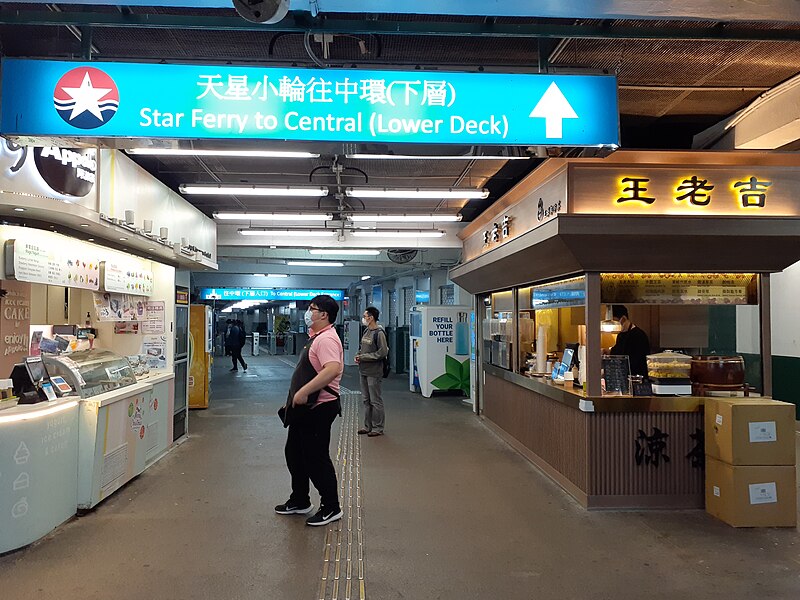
[605,305,651,377]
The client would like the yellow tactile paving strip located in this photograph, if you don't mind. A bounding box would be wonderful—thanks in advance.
[318,389,366,600]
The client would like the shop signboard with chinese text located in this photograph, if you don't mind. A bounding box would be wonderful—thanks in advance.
[1,59,619,147]
[462,169,567,261]
[200,288,344,301]
[570,166,800,216]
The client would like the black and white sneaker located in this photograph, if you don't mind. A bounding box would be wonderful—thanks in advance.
[274,501,314,515]
[306,506,343,527]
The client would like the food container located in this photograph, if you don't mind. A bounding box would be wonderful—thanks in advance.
[646,351,691,380]
[691,355,745,386]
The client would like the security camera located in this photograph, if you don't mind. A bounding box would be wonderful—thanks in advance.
[232,0,289,24]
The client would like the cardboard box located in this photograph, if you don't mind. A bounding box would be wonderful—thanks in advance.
[704,397,796,466]
[705,457,797,527]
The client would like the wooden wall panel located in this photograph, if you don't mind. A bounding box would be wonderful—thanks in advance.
[589,412,705,503]
[484,373,589,491]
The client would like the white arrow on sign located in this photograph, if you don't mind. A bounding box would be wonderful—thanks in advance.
[529,82,578,139]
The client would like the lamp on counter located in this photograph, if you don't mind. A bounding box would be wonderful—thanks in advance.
[600,305,622,333]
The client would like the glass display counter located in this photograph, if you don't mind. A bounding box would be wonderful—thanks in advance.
[43,349,136,398]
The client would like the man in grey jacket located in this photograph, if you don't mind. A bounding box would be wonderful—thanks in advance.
[355,306,389,437]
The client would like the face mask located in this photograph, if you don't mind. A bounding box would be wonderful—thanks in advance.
[361,317,369,326]
[304,310,314,328]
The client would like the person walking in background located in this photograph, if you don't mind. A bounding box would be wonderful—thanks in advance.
[228,320,247,372]
[275,294,344,527]
[356,306,388,437]
[237,319,247,358]
[224,319,233,356]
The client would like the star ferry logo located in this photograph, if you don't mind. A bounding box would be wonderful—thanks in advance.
[53,67,119,129]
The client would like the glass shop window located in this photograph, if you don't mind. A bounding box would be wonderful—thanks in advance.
[481,290,514,370]
[517,276,586,377]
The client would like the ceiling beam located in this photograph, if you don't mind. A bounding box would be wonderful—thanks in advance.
[3,10,800,42]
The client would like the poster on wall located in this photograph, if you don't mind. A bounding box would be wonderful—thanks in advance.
[143,301,165,334]
[93,292,146,321]
[114,322,140,335]
[0,280,31,377]
[101,259,154,296]
[5,236,100,290]
[141,336,167,369]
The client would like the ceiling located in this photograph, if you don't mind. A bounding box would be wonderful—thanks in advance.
[2,4,800,280]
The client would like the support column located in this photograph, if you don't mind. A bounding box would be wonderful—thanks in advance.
[585,273,602,397]
[759,273,772,397]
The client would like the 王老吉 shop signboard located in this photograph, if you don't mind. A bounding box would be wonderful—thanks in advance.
[1,59,619,147]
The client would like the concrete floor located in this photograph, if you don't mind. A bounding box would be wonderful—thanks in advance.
[1,353,799,599]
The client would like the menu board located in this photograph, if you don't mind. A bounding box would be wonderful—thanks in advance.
[601,273,757,305]
[5,236,100,290]
[602,355,631,396]
[102,259,154,296]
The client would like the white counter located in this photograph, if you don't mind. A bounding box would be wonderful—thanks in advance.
[0,372,177,552]
[78,372,175,509]
[0,398,80,554]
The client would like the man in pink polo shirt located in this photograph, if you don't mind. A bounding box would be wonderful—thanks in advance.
[275,294,344,527]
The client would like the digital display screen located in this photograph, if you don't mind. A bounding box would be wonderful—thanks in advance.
[25,357,47,383]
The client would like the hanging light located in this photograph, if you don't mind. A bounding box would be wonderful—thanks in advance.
[600,305,622,332]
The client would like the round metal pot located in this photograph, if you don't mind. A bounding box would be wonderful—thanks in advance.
[690,355,745,386]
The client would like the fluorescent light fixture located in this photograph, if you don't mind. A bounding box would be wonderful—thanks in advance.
[253,273,266,276]
[180,184,328,197]
[127,148,319,158]
[361,275,371,281]
[349,214,462,222]
[266,273,289,278]
[13,207,25,212]
[309,249,380,256]
[238,229,336,237]
[346,153,529,160]
[287,261,345,267]
[346,187,488,199]
[214,212,331,221]
[351,230,445,238]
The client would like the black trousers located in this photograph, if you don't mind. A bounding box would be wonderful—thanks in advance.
[285,400,340,510]
[230,347,246,369]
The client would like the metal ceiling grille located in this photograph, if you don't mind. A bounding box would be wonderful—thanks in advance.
[440,285,455,305]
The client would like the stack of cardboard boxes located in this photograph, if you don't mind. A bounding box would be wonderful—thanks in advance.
[705,397,797,527]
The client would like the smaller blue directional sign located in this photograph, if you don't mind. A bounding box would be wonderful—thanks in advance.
[1,59,619,147]
[201,288,345,301]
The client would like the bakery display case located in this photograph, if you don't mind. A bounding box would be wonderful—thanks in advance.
[42,349,136,399]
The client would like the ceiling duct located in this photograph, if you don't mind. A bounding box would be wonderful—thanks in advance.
[232,0,289,24]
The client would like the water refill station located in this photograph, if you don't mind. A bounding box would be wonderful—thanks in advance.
[410,306,471,398]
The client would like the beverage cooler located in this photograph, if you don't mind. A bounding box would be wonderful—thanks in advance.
[409,306,472,398]
[188,304,213,409]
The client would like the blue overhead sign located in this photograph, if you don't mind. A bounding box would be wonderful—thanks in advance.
[201,288,345,301]
[1,59,619,147]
